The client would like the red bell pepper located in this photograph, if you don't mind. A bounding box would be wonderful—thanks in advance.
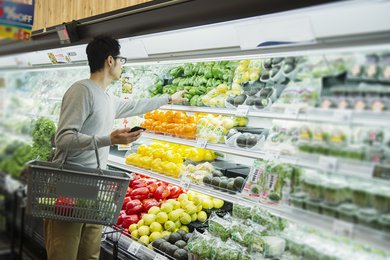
[122,197,131,210]
[147,182,158,193]
[126,187,133,197]
[130,187,149,200]
[131,179,147,189]
[146,179,157,185]
[154,185,171,201]
[55,196,75,215]
[117,210,127,225]
[142,198,159,212]
[125,199,143,215]
[122,214,139,228]
[168,185,182,199]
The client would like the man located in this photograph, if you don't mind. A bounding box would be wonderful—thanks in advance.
[45,36,186,260]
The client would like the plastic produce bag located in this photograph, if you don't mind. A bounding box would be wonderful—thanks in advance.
[208,212,232,241]
[232,203,252,220]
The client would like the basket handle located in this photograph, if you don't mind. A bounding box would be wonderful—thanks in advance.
[60,132,103,174]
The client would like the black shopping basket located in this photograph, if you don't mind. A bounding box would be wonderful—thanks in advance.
[26,137,131,225]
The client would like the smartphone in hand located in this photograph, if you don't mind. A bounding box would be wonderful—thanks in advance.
[128,126,146,133]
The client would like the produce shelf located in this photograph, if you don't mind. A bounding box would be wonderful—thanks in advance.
[107,154,390,252]
[160,105,390,127]
[140,132,375,179]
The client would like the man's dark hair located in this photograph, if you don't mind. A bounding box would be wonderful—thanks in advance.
[86,36,120,73]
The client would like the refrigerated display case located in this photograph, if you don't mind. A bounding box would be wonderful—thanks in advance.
[1,0,390,259]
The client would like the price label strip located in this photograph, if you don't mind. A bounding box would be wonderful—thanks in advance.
[332,219,354,238]
[318,156,338,173]
[154,253,168,260]
[235,105,250,117]
[127,241,141,255]
[333,110,352,123]
[284,107,299,118]
[195,138,208,149]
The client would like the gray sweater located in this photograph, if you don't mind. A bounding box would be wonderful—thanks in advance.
[52,79,169,169]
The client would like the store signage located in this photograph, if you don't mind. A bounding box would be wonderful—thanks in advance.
[372,164,390,181]
[235,105,250,117]
[47,52,71,64]
[0,0,35,41]
[318,156,338,173]
[127,241,141,255]
[195,138,207,149]
[332,219,354,238]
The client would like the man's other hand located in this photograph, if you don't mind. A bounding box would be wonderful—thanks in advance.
[110,128,144,145]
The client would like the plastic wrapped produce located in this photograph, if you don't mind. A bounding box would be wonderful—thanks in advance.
[372,187,390,213]
[208,212,232,241]
[302,175,323,201]
[322,180,348,205]
[356,208,379,229]
[337,203,357,223]
[289,192,307,209]
[263,236,286,258]
[378,214,390,233]
[232,203,252,220]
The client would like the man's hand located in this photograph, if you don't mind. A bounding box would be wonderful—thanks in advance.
[110,128,144,145]
[170,90,188,103]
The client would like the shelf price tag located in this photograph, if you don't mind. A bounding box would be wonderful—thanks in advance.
[154,253,168,260]
[284,107,299,117]
[127,241,141,255]
[235,105,250,117]
[195,138,208,149]
[318,156,338,173]
[333,110,352,123]
[332,219,354,238]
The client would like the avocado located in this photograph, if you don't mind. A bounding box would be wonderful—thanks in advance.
[234,94,247,106]
[219,180,228,190]
[261,72,270,81]
[183,233,192,242]
[245,96,256,106]
[236,135,247,148]
[227,181,235,192]
[264,59,272,69]
[248,88,260,96]
[159,241,171,252]
[211,177,221,187]
[220,176,228,181]
[212,170,223,177]
[254,98,266,109]
[163,235,170,241]
[227,128,238,139]
[166,244,179,257]
[151,238,165,249]
[227,96,235,105]
[271,57,284,65]
[203,175,212,185]
[168,233,182,244]
[233,177,245,191]
[174,240,187,249]
[284,57,295,65]
[269,66,281,78]
[173,248,188,260]
[283,64,295,74]
[177,229,186,239]
[245,134,257,148]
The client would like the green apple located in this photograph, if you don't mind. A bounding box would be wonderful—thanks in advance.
[139,235,150,245]
[156,212,168,224]
[177,194,188,203]
[161,231,171,237]
[175,220,182,228]
[148,206,160,215]
[142,214,156,226]
[179,225,189,233]
[138,226,150,236]
[129,224,138,233]
[180,212,192,225]
[131,230,139,239]
[150,222,163,233]
[191,213,197,222]
[160,203,173,213]
[149,232,162,242]
[168,209,183,222]
[184,203,197,215]
[202,198,213,209]
[212,198,224,209]
[164,221,175,232]
[137,219,145,227]
[196,204,203,212]
[197,211,207,222]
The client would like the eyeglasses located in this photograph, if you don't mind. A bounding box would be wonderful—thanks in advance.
[114,56,127,65]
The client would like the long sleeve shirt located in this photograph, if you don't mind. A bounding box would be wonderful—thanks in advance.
[52,79,169,169]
